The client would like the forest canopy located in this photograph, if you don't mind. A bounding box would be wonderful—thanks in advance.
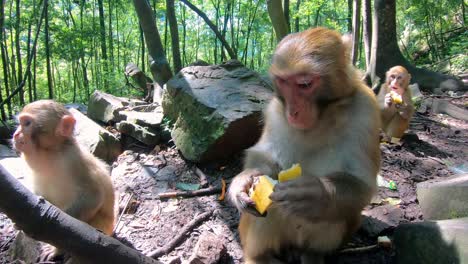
[0,0,466,118]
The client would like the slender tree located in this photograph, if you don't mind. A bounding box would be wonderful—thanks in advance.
[0,0,6,119]
[351,0,361,65]
[132,0,173,102]
[267,0,289,41]
[44,0,53,99]
[98,0,108,90]
[362,0,372,68]
[166,0,182,72]
[15,0,24,105]
[180,0,237,59]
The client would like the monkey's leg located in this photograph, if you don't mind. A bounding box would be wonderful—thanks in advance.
[386,115,409,138]
[239,213,285,264]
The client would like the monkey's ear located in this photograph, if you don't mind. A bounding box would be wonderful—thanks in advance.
[57,115,76,138]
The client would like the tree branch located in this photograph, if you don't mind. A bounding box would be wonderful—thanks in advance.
[180,0,237,59]
[0,164,161,264]
[146,210,213,258]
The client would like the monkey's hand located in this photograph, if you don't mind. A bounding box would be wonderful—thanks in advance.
[228,169,265,217]
[270,176,330,220]
[384,93,393,108]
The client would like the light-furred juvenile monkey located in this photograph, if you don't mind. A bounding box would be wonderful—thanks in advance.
[377,65,414,139]
[12,100,115,260]
[228,27,381,263]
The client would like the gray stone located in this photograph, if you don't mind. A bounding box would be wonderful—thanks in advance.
[0,157,32,187]
[114,104,164,128]
[87,90,128,123]
[417,173,468,220]
[0,144,18,158]
[70,108,122,163]
[394,217,468,264]
[117,121,160,146]
[186,231,227,264]
[361,204,404,237]
[163,59,273,162]
[87,90,147,123]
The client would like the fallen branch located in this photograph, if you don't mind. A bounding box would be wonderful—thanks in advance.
[339,244,378,254]
[157,185,222,199]
[146,210,213,258]
[0,164,161,264]
[114,193,134,233]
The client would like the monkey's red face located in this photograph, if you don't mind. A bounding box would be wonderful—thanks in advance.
[274,74,321,130]
[387,70,408,96]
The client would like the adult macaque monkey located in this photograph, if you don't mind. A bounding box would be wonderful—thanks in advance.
[228,27,381,263]
[12,100,115,260]
[377,65,414,139]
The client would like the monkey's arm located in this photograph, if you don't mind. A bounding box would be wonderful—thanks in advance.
[270,172,373,221]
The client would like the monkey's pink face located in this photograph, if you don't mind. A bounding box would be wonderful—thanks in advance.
[13,114,35,155]
[387,72,407,95]
[274,74,320,130]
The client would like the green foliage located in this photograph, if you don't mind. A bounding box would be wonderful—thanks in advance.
[0,0,465,116]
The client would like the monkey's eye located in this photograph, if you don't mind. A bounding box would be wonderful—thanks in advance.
[20,118,32,127]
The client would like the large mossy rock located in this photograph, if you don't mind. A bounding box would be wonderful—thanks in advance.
[163,60,272,163]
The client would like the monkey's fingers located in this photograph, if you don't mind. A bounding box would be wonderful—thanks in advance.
[271,180,324,202]
[237,192,264,217]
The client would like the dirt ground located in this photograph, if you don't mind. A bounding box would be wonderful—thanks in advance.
[0,96,467,264]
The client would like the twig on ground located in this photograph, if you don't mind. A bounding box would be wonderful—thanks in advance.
[146,210,213,258]
[339,244,378,254]
[157,185,222,199]
[114,193,134,233]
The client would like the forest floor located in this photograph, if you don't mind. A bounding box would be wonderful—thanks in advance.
[0,96,467,264]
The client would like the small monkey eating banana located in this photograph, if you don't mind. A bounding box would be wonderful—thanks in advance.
[12,100,115,260]
[377,65,415,140]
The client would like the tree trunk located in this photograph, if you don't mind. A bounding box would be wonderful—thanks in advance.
[167,0,182,72]
[180,0,237,59]
[368,0,464,92]
[0,0,6,119]
[0,165,162,264]
[267,0,289,41]
[97,0,108,90]
[362,0,372,68]
[107,0,114,70]
[347,0,353,32]
[15,0,24,105]
[132,0,173,102]
[294,0,301,32]
[284,0,290,32]
[351,0,361,65]
[45,0,53,99]
[241,1,260,64]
